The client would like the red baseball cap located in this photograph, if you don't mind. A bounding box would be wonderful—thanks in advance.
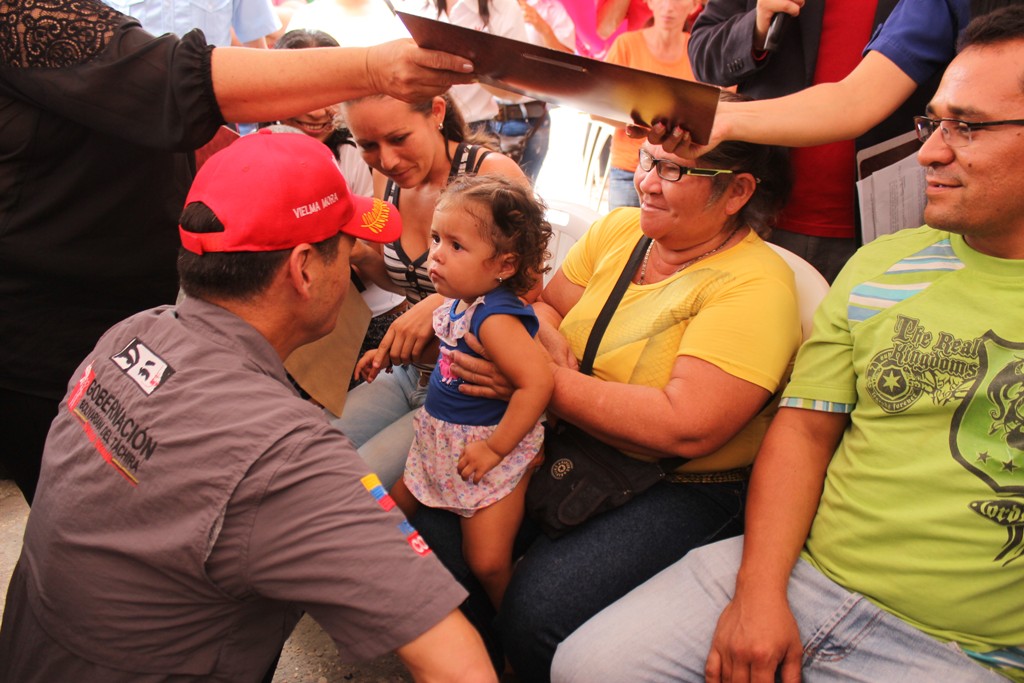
[180,129,401,254]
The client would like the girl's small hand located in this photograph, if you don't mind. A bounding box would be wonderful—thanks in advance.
[354,348,391,382]
[458,440,503,484]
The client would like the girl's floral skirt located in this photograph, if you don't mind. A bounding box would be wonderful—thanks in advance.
[404,408,544,517]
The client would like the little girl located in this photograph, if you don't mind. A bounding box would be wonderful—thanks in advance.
[356,174,553,609]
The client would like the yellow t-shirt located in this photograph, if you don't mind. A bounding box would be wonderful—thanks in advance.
[604,31,695,172]
[559,208,801,472]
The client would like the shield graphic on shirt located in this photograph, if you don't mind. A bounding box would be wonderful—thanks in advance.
[951,331,1024,564]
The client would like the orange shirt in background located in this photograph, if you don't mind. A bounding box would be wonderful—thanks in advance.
[604,30,695,172]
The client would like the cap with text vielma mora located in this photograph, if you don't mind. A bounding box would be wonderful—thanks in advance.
[179,129,401,254]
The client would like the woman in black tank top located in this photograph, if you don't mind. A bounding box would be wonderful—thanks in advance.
[332,92,528,491]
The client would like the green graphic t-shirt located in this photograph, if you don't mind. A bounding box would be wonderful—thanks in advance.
[783,227,1024,679]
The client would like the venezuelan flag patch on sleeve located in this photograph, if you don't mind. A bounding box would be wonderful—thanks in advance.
[360,473,396,512]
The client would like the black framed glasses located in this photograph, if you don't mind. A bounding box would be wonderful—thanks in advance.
[913,115,1024,148]
[638,148,735,182]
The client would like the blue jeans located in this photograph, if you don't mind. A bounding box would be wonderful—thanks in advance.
[414,478,747,682]
[328,364,427,489]
[490,113,551,184]
[553,536,1005,683]
[607,167,640,209]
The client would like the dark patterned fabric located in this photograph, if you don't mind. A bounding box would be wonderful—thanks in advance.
[0,0,127,68]
[0,0,222,502]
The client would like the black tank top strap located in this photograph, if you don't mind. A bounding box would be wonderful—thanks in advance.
[447,142,492,182]
[465,144,491,173]
[383,178,400,206]
[448,142,470,181]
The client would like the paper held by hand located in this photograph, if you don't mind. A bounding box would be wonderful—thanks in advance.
[396,10,720,144]
[856,132,926,244]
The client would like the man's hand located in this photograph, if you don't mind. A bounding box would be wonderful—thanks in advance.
[705,590,803,683]
[458,440,503,483]
[451,333,514,401]
[365,39,475,103]
[754,0,805,48]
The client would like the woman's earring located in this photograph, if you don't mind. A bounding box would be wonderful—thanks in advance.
[497,276,504,284]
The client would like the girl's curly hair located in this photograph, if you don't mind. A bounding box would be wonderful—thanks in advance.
[437,175,553,296]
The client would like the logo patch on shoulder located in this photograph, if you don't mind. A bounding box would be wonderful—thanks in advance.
[398,519,431,556]
[110,338,174,395]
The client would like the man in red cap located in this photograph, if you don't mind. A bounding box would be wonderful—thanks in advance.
[0,131,495,683]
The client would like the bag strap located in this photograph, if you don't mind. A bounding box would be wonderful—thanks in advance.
[577,235,687,474]
[350,268,367,293]
[579,235,651,375]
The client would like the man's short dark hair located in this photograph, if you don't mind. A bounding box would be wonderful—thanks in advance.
[960,4,1024,51]
[177,202,341,301]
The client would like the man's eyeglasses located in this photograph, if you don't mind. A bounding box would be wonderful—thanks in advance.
[913,115,1024,148]
[638,149,734,182]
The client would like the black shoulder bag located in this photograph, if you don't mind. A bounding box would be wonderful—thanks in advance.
[525,236,686,539]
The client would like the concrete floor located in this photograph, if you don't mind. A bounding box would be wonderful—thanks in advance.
[0,107,597,681]
[0,480,25,618]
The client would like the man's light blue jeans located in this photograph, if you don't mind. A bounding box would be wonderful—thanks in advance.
[329,364,427,489]
[552,536,1005,682]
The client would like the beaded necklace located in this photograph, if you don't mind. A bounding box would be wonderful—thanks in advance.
[637,226,741,285]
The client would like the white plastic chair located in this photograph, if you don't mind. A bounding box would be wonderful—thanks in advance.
[765,243,830,341]
[543,199,600,284]
[580,121,614,211]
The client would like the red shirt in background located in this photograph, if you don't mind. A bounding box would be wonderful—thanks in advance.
[778,1,877,238]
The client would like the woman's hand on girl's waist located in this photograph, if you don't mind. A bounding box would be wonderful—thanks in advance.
[451,333,514,402]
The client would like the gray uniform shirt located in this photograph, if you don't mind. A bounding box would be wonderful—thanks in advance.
[0,297,465,682]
